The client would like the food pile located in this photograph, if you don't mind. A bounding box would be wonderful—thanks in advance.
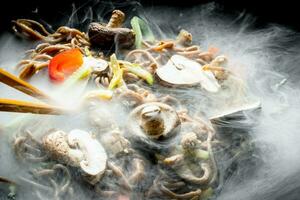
[0,10,260,200]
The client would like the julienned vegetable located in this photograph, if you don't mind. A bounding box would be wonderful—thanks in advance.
[60,60,92,91]
[83,89,113,101]
[130,16,155,48]
[108,54,124,90]
[48,49,83,83]
[120,61,154,85]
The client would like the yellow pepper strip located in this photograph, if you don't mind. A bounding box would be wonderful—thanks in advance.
[84,46,92,57]
[108,54,124,90]
[119,61,154,85]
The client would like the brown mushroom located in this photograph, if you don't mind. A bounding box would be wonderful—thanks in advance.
[156,55,220,92]
[88,23,135,49]
[42,129,108,185]
[176,29,192,46]
[88,10,135,49]
[128,102,181,140]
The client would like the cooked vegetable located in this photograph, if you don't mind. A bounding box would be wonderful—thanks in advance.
[130,16,155,48]
[156,55,220,92]
[60,62,90,89]
[83,89,113,101]
[68,129,107,184]
[48,49,83,83]
[88,23,135,48]
[60,57,107,91]
[108,54,124,90]
[107,10,125,28]
[176,29,192,46]
[88,10,135,48]
[120,61,154,85]
[43,129,107,185]
[128,102,180,140]
[202,55,229,81]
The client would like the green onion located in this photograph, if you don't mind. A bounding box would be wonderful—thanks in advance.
[120,61,153,85]
[60,64,92,91]
[131,16,155,48]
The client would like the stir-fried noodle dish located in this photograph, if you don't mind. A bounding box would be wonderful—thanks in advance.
[1,3,299,200]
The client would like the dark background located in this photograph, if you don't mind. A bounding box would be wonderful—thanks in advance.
[1,0,300,33]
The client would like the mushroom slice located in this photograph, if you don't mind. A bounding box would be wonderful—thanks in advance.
[156,55,220,92]
[128,102,180,140]
[68,129,107,181]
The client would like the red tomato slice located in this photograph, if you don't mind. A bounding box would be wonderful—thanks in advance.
[48,49,83,83]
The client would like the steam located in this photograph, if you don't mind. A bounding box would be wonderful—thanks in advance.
[1,2,300,200]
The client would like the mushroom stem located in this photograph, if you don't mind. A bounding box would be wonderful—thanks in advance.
[107,10,125,28]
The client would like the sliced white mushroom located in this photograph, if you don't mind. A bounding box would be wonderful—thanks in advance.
[156,55,220,92]
[68,129,107,180]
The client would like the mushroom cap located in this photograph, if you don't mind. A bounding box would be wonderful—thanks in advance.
[68,129,107,177]
[128,102,180,140]
[156,55,220,92]
[42,130,84,166]
[88,22,135,48]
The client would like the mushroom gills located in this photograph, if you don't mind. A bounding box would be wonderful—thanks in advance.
[68,129,107,179]
[140,104,165,138]
[156,55,220,92]
[129,102,180,140]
